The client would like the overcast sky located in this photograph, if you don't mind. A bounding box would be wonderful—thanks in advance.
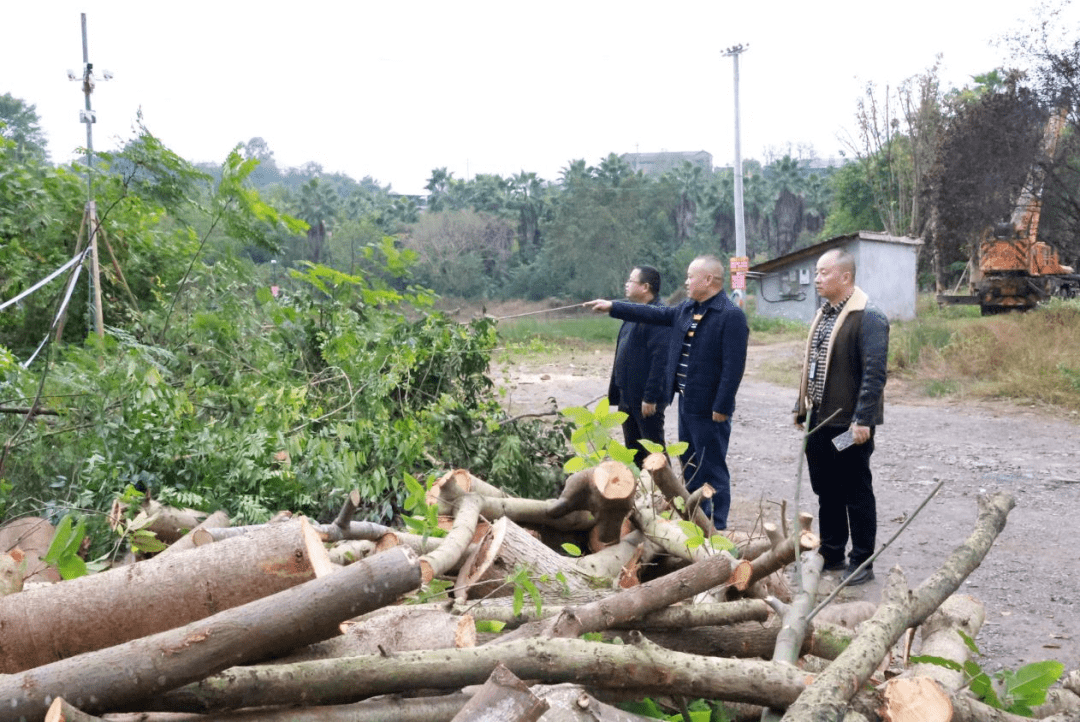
[5,1,1077,195]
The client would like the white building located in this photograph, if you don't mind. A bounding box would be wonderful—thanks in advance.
[749,231,922,323]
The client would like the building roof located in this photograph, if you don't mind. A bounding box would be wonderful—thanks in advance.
[749,231,922,274]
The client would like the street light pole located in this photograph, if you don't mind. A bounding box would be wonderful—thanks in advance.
[723,43,749,306]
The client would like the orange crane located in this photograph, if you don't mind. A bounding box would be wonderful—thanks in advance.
[970,109,1079,313]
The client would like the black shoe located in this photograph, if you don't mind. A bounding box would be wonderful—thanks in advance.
[843,564,875,586]
[822,558,847,572]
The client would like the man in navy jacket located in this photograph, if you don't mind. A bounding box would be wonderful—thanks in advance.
[587,255,749,529]
[608,266,671,468]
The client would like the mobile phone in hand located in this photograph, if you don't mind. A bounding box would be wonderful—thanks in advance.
[832,428,855,452]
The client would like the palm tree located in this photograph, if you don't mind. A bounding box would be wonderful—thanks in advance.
[665,162,705,244]
[768,156,806,256]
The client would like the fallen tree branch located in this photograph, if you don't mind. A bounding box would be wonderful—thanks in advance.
[144,633,810,713]
[780,491,1015,721]
[0,546,422,721]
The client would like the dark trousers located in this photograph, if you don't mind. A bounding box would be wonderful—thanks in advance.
[619,402,666,470]
[678,402,732,529]
[805,414,877,567]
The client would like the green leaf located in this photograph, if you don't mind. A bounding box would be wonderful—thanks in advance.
[57,554,88,580]
[665,441,689,457]
[606,441,638,467]
[639,439,664,454]
[708,533,736,552]
[909,655,964,672]
[476,620,506,633]
[581,632,604,642]
[561,543,582,557]
[966,662,1001,708]
[131,529,168,553]
[561,406,595,426]
[43,515,75,564]
[1000,660,1064,708]
[563,456,588,473]
[958,629,982,656]
[512,584,525,616]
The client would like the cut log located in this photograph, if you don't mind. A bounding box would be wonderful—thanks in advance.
[548,461,636,547]
[420,493,482,583]
[138,499,208,544]
[573,529,658,585]
[810,601,876,630]
[881,677,953,722]
[780,492,1015,722]
[637,617,851,661]
[642,452,715,536]
[631,507,715,563]
[0,516,332,673]
[146,634,809,713]
[154,509,229,560]
[328,539,376,565]
[544,543,736,639]
[450,663,548,722]
[0,546,421,721]
[0,549,24,596]
[905,594,986,693]
[0,516,60,583]
[278,606,477,661]
[428,468,511,508]
[454,516,597,603]
[194,518,393,545]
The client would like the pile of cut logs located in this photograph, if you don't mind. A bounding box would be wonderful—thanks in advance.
[1,453,1077,722]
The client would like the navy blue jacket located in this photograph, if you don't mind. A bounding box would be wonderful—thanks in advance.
[610,291,749,417]
[608,297,671,410]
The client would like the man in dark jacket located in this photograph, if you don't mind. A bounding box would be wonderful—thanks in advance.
[794,248,889,586]
[587,255,749,529]
[608,266,671,468]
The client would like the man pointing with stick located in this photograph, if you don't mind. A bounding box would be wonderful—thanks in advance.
[586,255,748,530]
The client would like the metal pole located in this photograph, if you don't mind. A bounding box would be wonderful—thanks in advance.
[724,44,749,306]
[81,13,104,339]
[730,47,746,261]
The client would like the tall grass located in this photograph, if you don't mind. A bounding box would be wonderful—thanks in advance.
[897,298,1080,411]
[496,313,620,346]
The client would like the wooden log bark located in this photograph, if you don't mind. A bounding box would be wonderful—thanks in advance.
[0,546,421,721]
[549,461,636,548]
[277,606,476,661]
[0,516,331,673]
[761,551,825,721]
[154,509,230,560]
[780,492,1015,722]
[904,593,986,692]
[139,499,208,544]
[631,506,715,563]
[543,543,736,639]
[642,452,715,536]
[431,469,596,532]
[572,528,657,585]
[636,618,851,661]
[450,663,549,722]
[0,549,24,596]
[0,515,60,583]
[468,598,771,631]
[328,539,376,565]
[147,634,809,713]
[454,516,597,603]
[421,493,483,583]
[195,518,393,545]
[48,694,472,722]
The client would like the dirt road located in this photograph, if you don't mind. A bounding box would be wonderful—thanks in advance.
[496,339,1080,675]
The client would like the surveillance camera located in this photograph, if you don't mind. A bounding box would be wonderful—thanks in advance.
[103,70,114,80]
[67,69,78,80]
